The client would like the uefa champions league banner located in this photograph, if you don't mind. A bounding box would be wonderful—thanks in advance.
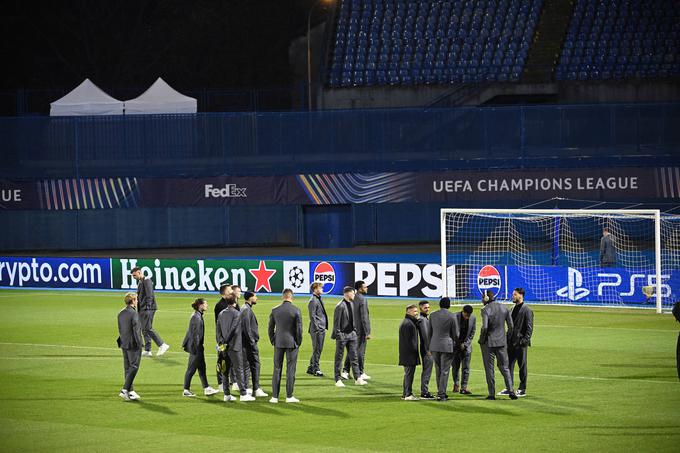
[0,257,111,289]
[2,167,676,210]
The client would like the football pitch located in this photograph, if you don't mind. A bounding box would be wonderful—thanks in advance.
[0,289,678,452]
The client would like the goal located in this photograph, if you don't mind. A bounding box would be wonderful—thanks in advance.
[440,209,680,313]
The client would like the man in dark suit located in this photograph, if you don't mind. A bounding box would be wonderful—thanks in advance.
[672,301,680,381]
[182,298,219,397]
[240,291,268,398]
[417,300,434,399]
[306,282,328,377]
[268,288,303,403]
[600,227,616,267]
[332,286,368,387]
[131,267,169,357]
[399,304,421,400]
[216,295,255,402]
[504,288,534,397]
[117,292,143,401]
[479,290,517,400]
[452,305,476,395]
[343,280,371,380]
[230,284,245,391]
[428,297,459,401]
[214,284,233,391]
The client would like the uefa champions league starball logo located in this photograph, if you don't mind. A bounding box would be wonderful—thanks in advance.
[288,266,306,290]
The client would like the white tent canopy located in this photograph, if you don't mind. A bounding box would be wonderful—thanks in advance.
[49,78,124,116]
[124,78,197,114]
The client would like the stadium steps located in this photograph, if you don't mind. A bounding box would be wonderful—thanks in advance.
[522,0,576,83]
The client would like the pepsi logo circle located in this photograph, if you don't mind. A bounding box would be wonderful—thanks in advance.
[313,261,336,294]
[477,265,501,297]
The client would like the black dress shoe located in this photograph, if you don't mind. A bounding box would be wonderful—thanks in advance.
[460,389,472,395]
[420,392,436,400]
[436,395,448,401]
[485,396,496,400]
[509,392,518,400]
[306,369,315,376]
[314,370,324,377]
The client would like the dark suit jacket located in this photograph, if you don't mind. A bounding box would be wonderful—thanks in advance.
[417,313,430,356]
[479,301,514,348]
[268,301,303,348]
[508,303,534,348]
[331,299,357,341]
[182,311,205,354]
[399,315,421,366]
[216,306,242,352]
[455,312,476,351]
[214,297,229,325]
[428,308,459,353]
[117,306,143,351]
[307,294,328,333]
[354,292,371,337]
[600,234,616,265]
[240,302,260,346]
[137,277,157,311]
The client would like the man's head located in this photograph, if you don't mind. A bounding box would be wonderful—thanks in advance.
[462,304,473,320]
[311,282,323,296]
[124,292,137,308]
[512,288,525,304]
[220,284,233,298]
[192,298,208,313]
[482,290,495,305]
[439,297,451,310]
[343,286,356,301]
[419,300,430,315]
[354,280,367,294]
[603,227,610,236]
[282,288,293,301]
[406,304,418,318]
[244,291,257,305]
[130,267,144,282]
[231,285,242,300]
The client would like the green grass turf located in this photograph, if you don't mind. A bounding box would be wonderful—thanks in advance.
[0,289,678,452]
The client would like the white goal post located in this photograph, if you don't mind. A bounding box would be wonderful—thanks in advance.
[440,209,679,313]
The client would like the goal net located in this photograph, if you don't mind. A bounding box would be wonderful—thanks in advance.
[440,209,680,312]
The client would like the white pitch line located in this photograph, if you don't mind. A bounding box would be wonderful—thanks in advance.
[0,341,678,386]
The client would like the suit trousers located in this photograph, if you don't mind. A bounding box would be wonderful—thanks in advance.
[481,344,514,397]
[272,347,299,399]
[402,365,416,397]
[308,330,325,372]
[431,351,454,398]
[139,310,164,352]
[335,336,360,381]
[222,349,246,396]
[452,348,472,388]
[243,342,261,390]
[184,350,209,390]
[508,344,528,391]
[344,335,367,375]
[237,349,252,389]
[420,352,433,394]
[122,349,142,391]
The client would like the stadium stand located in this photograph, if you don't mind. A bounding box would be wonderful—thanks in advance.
[556,0,680,81]
[327,0,543,87]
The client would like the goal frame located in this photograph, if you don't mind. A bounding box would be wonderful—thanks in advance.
[440,208,663,313]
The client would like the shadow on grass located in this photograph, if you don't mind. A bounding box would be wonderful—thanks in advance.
[566,425,680,437]
[136,400,176,415]
[598,363,675,369]
[275,402,348,418]
[200,397,283,415]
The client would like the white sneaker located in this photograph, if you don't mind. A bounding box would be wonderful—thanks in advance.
[223,395,237,402]
[497,389,510,396]
[141,351,153,357]
[269,397,278,404]
[355,378,368,386]
[203,387,219,396]
[285,397,300,403]
[335,380,345,388]
[119,390,128,399]
[183,389,195,397]
[254,388,269,397]
[156,343,170,356]
[231,383,239,391]
[128,391,140,400]
[217,383,224,392]
[360,373,372,380]
[240,394,256,402]
[340,371,350,380]
[246,388,253,395]
[402,394,419,401]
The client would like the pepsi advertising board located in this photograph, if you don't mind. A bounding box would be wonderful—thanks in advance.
[310,261,354,296]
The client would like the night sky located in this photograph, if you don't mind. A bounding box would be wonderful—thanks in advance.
[1,0,327,92]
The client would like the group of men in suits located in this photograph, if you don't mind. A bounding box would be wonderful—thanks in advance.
[398,288,533,401]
